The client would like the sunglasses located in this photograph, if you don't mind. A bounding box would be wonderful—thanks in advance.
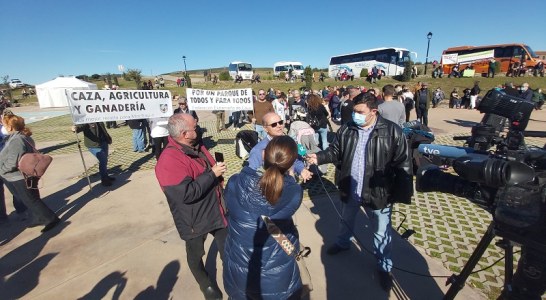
[267,120,284,128]
[179,103,187,105]
[259,93,266,96]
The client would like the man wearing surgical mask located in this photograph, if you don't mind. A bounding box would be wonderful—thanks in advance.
[306,92,413,292]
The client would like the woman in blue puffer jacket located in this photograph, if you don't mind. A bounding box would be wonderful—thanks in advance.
[224,136,303,300]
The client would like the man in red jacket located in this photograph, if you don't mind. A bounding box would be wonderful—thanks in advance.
[155,113,227,300]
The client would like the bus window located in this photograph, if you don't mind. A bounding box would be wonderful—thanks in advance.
[513,46,524,58]
[494,47,508,58]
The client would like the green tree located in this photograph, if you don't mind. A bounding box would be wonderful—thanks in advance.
[125,69,142,88]
[304,66,313,90]
[219,71,231,81]
[360,68,369,78]
[113,75,119,86]
[401,61,413,82]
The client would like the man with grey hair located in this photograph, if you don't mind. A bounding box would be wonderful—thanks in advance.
[520,82,533,101]
[155,113,227,300]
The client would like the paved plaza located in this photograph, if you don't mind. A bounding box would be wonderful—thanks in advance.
[1,105,545,299]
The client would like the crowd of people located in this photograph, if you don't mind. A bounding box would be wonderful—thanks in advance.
[1,74,544,299]
[152,82,418,299]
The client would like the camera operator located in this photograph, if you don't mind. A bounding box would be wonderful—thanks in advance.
[307,93,413,291]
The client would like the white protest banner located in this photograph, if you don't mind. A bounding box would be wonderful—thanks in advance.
[67,90,173,124]
[442,53,458,65]
[457,50,494,64]
[186,88,254,111]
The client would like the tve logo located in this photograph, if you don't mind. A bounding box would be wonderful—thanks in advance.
[422,146,440,155]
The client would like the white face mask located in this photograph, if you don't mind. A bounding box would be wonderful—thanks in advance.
[1,126,9,135]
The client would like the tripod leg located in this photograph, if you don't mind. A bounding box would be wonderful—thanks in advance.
[444,222,496,300]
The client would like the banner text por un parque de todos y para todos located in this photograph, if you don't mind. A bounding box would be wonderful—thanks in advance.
[67,90,173,124]
[186,88,254,111]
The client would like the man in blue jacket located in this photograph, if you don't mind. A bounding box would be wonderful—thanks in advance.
[307,93,413,291]
[155,113,227,300]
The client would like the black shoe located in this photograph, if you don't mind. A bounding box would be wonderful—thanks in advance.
[41,217,61,232]
[107,176,116,181]
[378,271,393,292]
[200,285,222,300]
[326,244,350,255]
[101,179,113,186]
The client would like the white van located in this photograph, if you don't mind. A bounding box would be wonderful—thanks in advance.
[228,61,254,80]
[273,61,304,78]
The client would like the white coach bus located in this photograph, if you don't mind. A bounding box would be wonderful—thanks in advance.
[328,47,411,78]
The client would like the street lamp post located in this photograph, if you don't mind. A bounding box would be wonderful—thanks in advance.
[424,32,433,75]
[182,56,187,75]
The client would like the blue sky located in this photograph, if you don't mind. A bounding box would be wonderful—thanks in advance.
[2,0,545,85]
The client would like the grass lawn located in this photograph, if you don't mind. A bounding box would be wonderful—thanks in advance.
[4,72,545,107]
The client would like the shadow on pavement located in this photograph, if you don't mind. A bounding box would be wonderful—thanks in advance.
[134,260,180,300]
[40,141,77,154]
[307,176,445,299]
[443,119,479,128]
[0,220,69,299]
[0,253,59,299]
[78,271,127,300]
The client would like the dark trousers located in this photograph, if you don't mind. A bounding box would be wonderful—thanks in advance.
[0,177,27,217]
[415,105,429,126]
[3,178,57,225]
[232,111,242,128]
[152,136,169,160]
[405,108,412,123]
[185,227,227,289]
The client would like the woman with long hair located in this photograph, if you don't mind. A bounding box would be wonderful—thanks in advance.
[306,94,330,150]
[223,136,303,299]
[0,114,60,232]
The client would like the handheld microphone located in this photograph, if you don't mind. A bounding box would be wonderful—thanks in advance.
[418,144,477,159]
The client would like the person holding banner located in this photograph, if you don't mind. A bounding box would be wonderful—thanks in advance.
[72,122,114,187]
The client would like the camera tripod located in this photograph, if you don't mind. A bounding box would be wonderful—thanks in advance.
[444,221,515,300]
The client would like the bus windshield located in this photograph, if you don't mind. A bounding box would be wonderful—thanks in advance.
[238,63,252,71]
[525,45,538,58]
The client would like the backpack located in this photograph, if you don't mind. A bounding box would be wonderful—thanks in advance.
[306,114,320,128]
[404,97,415,110]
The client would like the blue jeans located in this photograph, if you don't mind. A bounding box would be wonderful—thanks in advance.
[132,129,146,151]
[335,200,393,272]
[88,142,109,180]
[255,124,266,140]
[315,127,329,150]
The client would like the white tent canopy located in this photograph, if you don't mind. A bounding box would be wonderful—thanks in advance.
[36,77,97,108]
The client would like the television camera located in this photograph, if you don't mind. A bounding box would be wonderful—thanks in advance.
[415,89,546,299]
